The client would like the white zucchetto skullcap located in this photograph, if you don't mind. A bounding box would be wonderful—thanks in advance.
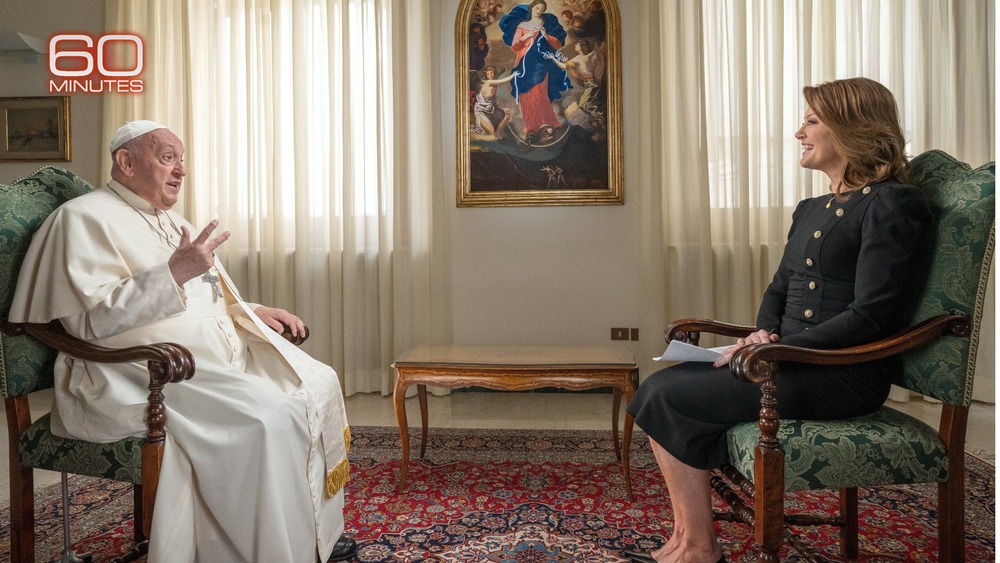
[109,120,168,153]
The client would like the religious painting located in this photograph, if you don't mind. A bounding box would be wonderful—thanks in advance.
[0,96,71,161]
[456,0,622,207]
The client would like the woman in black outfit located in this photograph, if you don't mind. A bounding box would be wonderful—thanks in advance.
[624,77,934,563]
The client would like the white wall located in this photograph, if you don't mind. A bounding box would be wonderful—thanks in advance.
[0,0,105,184]
[449,206,644,342]
[433,0,654,370]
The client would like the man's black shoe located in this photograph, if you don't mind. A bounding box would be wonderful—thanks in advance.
[327,536,358,562]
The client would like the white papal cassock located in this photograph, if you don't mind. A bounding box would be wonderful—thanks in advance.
[9,180,349,563]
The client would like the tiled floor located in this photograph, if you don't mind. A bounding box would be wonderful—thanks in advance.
[0,389,995,503]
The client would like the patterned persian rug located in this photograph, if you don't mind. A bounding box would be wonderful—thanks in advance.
[0,425,994,562]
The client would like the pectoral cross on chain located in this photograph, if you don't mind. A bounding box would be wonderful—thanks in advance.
[202,271,223,298]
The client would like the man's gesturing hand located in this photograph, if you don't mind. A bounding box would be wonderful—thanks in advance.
[168,219,231,286]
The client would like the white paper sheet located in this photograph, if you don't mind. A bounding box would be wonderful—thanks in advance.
[653,340,729,362]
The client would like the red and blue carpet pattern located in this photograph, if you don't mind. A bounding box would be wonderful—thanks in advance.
[0,425,994,562]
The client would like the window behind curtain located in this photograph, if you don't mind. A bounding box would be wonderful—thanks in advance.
[701,0,941,214]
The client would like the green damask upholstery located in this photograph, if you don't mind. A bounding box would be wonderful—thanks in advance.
[727,406,948,491]
[902,150,995,405]
[726,150,995,492]
[0,167,147,484]
[0,167,93,396]
[19,413,144,482]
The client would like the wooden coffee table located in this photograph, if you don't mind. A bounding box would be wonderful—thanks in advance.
[391,344,638,500]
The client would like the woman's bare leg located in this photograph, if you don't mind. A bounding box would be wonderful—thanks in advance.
[648,437,723,563]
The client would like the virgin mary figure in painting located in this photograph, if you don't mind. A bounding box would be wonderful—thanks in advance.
[499,0,571,140]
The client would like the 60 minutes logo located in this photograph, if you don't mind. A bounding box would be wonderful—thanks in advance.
[48,33,145,93]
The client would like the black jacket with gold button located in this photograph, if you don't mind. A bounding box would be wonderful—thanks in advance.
[756,180,934,351]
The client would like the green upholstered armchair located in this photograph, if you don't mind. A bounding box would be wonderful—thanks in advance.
[0,167,195,563]
[663,150,994,562]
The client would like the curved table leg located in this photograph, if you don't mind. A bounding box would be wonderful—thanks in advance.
[612,388,622,462]
[418,384,428,459]
[392,374,411,493]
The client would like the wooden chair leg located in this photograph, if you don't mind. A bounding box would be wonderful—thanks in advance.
[839,487,858,559]
[938,476,966,563]
[8,397,36,563]
[10,461,35,563]
[938,404,968,563]
[753,376,784,563]
[754,447,784,563]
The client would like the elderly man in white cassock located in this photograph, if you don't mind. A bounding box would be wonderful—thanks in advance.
[9,121,358,563]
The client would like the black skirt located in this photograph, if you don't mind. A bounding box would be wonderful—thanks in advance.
[626,360,893,470]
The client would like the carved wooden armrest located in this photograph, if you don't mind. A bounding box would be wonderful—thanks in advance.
[1,319,195,444]
[664,317,756,347]
[2,319,195,384]
[278,322,310,346]
[664,314,971,385]
[728,313,971,384]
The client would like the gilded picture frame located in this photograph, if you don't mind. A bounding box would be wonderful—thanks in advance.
[456,0,622,207]
[0,96,71,161]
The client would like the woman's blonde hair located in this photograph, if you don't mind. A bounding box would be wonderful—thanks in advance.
[803,77,909,188]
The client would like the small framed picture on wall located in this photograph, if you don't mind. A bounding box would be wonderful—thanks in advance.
[455,0,623,207]
[0,96,71,161]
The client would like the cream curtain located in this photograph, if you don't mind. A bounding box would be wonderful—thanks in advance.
[650,0,994,400]
[102,0,450,395]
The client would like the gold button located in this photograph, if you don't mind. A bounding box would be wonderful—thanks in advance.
[804,309,814,318]
[862,186,872,194]
[806,258,814,266]
[836,208,845,217]
[813,230,822,238]
[809,281,817,290]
